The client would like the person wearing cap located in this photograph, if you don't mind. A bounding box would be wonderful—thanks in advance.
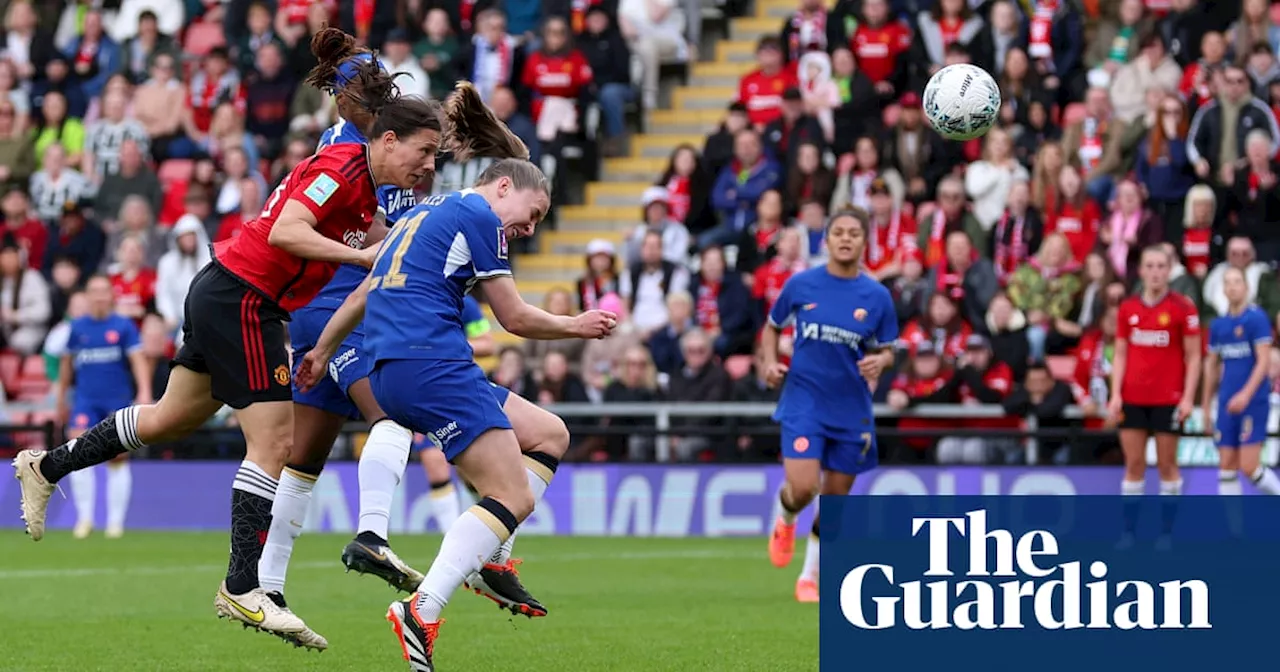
[763,85,825,173]
[381,27,430,100]
[626,186,691,267]
[935,333,1017,465]
[737,36,800,128]
[887,338,958,454]
[42,199,106,280]
[578,239,620,311]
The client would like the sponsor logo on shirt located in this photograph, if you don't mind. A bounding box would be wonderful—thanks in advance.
[1129,329,1171,347]
[304,174,340,207]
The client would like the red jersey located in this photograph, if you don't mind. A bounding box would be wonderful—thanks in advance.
[213,143,376,311]
[7,219,48,270]
[752,257,803,312]
[215,213,247,243]
[1115,291,1199,406]
[186,70,246,134]
[892,371,954,450]
[1178,61,1217,108]
[110,268,157,319]
[1182,228,1211,277]
[900,319,972,361]
[521,50,593,122]
[738,67,799,126]
[1047,199,1101,264]
[958,361,1020,429]
[864,210,917,274]
[851,21,912,84]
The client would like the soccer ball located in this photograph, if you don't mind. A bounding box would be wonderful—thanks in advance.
[922,64,1002,141]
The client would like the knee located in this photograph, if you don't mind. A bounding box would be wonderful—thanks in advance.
[537,415,571,459]
[491,487,535,522]
[786,473,821,503]
[1220,451,1240,472]
[247,426,294,466]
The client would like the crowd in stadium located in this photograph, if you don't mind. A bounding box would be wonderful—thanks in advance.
[0,0,1274,466]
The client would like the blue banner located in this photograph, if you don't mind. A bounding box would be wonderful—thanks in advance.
[819,496,1280,670]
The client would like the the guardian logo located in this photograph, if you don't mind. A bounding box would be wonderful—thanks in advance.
[840,510,1211,631]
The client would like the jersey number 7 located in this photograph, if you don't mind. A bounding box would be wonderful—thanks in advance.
[370,210,426,291]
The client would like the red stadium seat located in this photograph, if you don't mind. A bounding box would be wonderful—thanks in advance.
[723,355,753,380]
[0,350,21,399]
[158,159,195,185]
[1272,2,1280,24]
[183,22,227,57]
[20,355,44,379]
[1045,355,1077,381]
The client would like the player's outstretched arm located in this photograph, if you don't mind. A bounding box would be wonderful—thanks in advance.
[269,200,377,267]
[483,276,616,340]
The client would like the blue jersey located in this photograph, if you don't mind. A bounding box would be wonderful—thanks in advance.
[365,190,511,364]
[1209,305,1273,410]
[67,314,139,405]
[768,268,897,430]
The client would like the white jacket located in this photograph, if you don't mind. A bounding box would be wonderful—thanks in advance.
[155,215,211,344]
[1203,261,1270,316]
[965,160,1029,229]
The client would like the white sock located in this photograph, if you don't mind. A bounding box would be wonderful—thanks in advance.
[257,468,317,594]
[490,459,552,564]
[69,467,95,526]
[429,481,461,533]
[358,420,412,540]
[1121,479,1145,496]
[1219,469,1243,496]
[414,505,510,621]
[800,533,820,581]
[1251,466,1280,495]
[1159,479,1183,495]
[778,483,800,524]
[105,462,131,529]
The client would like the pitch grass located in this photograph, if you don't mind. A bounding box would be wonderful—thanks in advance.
[0,532,817,671]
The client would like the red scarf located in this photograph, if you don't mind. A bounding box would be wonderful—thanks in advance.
[867,210,902,266]
[76,39,97,68]
[926,209,954,267]
[788,9,828,59]
[939,17,965,49]
[353,0,375,40]
[696,281,721,331]
[580,274,614,310]
[993,209,1027,280]
[935,253,976,300]
[1249,170,1262,200]
[665,175,691,223]
[460,0,478,31]
[1029,0,1058,62]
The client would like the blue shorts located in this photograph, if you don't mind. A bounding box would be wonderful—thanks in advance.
[411,381,511,452]
[372,359,512,462]
[779,419,878,475]
[1215,403,1270,448]
[291,306,367,420]
[70,399,128,431]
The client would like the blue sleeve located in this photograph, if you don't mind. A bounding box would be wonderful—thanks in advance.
[874,289,899,348]
[121,319,141,353]
[459,200,512,280]
[461,297,483,324]
[65,322,81,355]
[767,276,797,328]
[1207,321,1220,353]
[710,170,737,211]
[1251,310,1273,344]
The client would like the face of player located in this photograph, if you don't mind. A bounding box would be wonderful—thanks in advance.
[378,128,440,189]
[86,278,114,316]
[492,180,551,239]
[825,215,866,266]
[1139,250,1171,293]
[1224,269,1249,306]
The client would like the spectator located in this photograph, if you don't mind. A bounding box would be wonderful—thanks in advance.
[414,8,459,100]
[336,0,398,50]
[64,9,121,101]
[910,0,984,91]
[833,136,904,214]
[0,232,50,354]
[1179,31,1228,109]
[970,0,1027,78]
[795,198,827,266]
[703,102,750,178]
[581,292,646,392]
[486,86,540,165]
[31,90,86,166]
[45,258,82,333]
[133,53,188,161]
[863,177,917,281]
[1076,251,1119,332]
[990,180,1044,282]
[1135,94,1195,247]
[1008,233,1083,358]
[887,340,956,455]
[882,91,959,204]
[204,104,259,170]
[827,48,880,155]
[29,144,90,222]
[1245,43,1280,99]
[0,59,30,135]
[82,89,148,186]
[1100,179,1163,282]
[1,188,44,269]
[489,346,537,400]
[1229,0,1280,61]
[764,87,825,176]
[999,48,1046,127]
[1029,141,1064,211]
[692,245,754,357]
[965,126,1030,230]
[245,42,296,162]
[620,229,690,336]
[736,37,797,129]
[657,145,715,236]
[1025,0,1085,106]
[0,99,33,191]
[286,83,331,144]
[118,10,179,85]
[1188,64,1280,188]
[523,17,593,194]
[618,0,688,110]
[154,214,210,337]
[780,0,832,64]
[924,230,1000,332]
[381,29,430,100]
[1063,86,1127,206]
[535,350,590,406]
[847,0,911,101]
[706,129,783,249]
[752,226,806,314]
[283,2,331,80]
[214,145,266,218]
[213,178,261,243]
[1110,31,1182,124]
[1003,360,1078,464]
[459,9,523,105]
[797,51,839,143]
[182,47,245,152]
[32,56,89,121]
[105,195,164,269]
[743,188,787,271]
[1227,128,1280,264]
[97,140,161,228]
[524,287,587,373]
[901,291,973,363]
[666,328,733,461]
[1086,0,1151,77]
[107,234,155,322]
[888,247,929,325]
[985,291,1031,382]
[1203,235,1280,318]
[601,345,661,461]
[43,200,105,279]
[647,290,695,375]
[916,176,984,264]
[576,238,620,311]
[1179,185,1213,280]
[624,187,690,267]
[1044,164,1101,265]
[784,142,834,216]
[233,1,281,75]
[580,7,634,158]
[1015,100,1062,168]
[1117,86,1167,177]
[728,345,782,461]
[1,1,57,83]
[936,334,1015,465]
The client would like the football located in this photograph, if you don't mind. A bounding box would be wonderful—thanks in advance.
[922,64,1002,141]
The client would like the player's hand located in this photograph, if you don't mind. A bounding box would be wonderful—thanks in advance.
[353,245,379,269]
[765,362,789,388]
[1226,392,1250,414]
[1176,399,1193,424]
[573,310,618,339]
[1107,396,1124,423]
[294,349,329,393]
[857,351,891,381]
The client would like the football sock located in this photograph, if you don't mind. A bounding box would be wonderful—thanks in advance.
[226,460,278,595]
[779,483,805,525]
[490,452,558,564]
[357,419,411,540]
[39,407,145,483]
[1158,478,1182,535]
[1120,479,1144,534]
[105,461,131,530]
[415,497,518,622]
[258,465,319,594]
[429,480,461,533]
[1219,470,1242,496]
[69,467,95,527]
[800,517,820,581]
[1251,466,1280,495]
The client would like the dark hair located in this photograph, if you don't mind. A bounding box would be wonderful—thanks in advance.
[305,27,402,120]
[475,158,550,195]
[138,10,157,23]
[825,206,870,235]
[442,81,529,162]
[659,144,703,184]
[757,36,782,53]
[1026,360,1050,375]
[1252,41,1275,56]
[368,95,444,140]
[931,0,973,21]
[207,46,230,61]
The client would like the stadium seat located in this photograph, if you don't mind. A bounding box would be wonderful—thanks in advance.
[723,354,753,380]
[0,350,21,399]
[20,355,44,379]
[1272,2,1280,23]
[1061,103,1087,127]
[1045,355,1077,381]
[183,22,226,57]
[157,159,195,185]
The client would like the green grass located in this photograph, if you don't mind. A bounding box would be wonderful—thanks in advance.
[0,532,817,671]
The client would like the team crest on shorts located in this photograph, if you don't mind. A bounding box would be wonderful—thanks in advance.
[274,365,291,386]
[853,308,867,321]
[793,436,810,453]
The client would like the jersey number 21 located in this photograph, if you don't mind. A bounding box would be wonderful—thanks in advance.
[369,210,426,291]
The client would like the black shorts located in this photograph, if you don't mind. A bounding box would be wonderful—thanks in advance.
[1119,404,1180,434]
[172,262,292,409]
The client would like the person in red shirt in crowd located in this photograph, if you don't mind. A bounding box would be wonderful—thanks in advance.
[1109,246,1200,544]
[935,334,1019,464]
[1178,31,1227,109]
[215,178,264,243]
[738,36,799,128]
[849,0,912,100]
[1,188,47,270]
[989,180,1044,282]
[1046,164,1101,265]
[181,48,247,149]
[1181,184,1214,279]
[899,291,973,363]
[108,235,157,324]
[13,30,444,647]
[863,177,917,280]
[522,16,594,137]
[888,339,955,455]
[753,226,808,315]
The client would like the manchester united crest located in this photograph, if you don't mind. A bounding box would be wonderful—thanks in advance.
[1158,313,1170,326]
[275,365,290,386]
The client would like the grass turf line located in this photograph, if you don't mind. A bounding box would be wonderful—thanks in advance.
[0,533,818,671]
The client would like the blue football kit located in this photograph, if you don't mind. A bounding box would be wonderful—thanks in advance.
[66,314,140,430]
[768,268,898,475]
[1209,305,1273,448]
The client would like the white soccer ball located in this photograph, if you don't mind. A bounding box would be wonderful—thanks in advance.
[922,64,1002,141]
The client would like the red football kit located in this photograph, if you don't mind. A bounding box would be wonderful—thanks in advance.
[863,210,917,275]
[850,21,911,84]
[110,268,157,321]
[521,50,594,122]
[899,319,972,361]
[213,142,376,311]
[738,67,799,126]
[1115,291,1199,406]
[1047,199,1101,265]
